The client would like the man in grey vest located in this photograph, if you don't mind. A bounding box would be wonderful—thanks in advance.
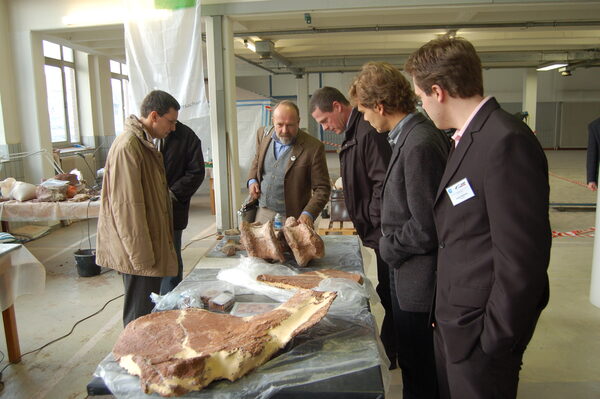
[247,100,331,227]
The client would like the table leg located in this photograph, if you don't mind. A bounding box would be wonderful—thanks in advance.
[209,178,216,215]
[2,305,21,363]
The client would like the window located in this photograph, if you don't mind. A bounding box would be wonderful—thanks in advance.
[110,60,129,135]
[43,40,80,145]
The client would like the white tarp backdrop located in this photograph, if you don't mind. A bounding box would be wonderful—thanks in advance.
[124,0,210,144]
[236,99,273,185]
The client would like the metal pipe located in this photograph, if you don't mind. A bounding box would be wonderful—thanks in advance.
[234,20,600,38]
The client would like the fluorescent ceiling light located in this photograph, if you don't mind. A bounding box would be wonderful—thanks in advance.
[244,40,256,53]
[536,63,568,72]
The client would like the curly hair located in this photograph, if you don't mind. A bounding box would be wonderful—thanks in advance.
[404,36,483,98]
[349,62,416,114]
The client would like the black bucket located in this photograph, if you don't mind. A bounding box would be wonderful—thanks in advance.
[74,249,101,277]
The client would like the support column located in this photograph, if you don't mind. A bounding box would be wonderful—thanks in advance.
[205,15,240,230]
[0,0,21,160]
[523,69,538,132]
[10,30,54,182]
[296,74,309,132]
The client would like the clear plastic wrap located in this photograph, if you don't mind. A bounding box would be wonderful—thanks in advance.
[217,257,296,302]
[94,234,390,398]
[95,310,385,399]
[150,280,237,312]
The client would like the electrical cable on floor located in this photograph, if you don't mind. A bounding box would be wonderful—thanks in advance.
[181,232,217,251]
[0,293,124,376]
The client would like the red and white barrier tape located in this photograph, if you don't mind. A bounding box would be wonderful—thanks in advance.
[322,140,341,148]
[552,227,595,238]
[548,172,590,189]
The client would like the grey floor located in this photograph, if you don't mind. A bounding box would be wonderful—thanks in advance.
[1,150,599,398]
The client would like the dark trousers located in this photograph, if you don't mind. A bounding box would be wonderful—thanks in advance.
[434,328,523,399]
[374,249,399,368]
[389,271,439,399]
[122,273,163,327]
[160,229,183,295]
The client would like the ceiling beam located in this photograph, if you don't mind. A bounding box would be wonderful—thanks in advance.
[234,20,600,38]
[247,49,600,73]
[202,0,600,16]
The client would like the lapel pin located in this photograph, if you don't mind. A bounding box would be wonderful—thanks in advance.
[291,155,296,161]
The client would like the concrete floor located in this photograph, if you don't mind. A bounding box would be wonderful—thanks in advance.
[0,150,599,398]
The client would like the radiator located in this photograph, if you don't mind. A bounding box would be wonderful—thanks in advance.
[60,153,96,185]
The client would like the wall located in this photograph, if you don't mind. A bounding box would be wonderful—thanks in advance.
[236,67,600,149]
[4,0,122,183]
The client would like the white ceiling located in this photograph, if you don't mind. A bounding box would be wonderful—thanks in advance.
[41,1,600,75]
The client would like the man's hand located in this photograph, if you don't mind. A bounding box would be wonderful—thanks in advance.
[249,182,261,199]
[588,182,598,191]
[298,213,314,228]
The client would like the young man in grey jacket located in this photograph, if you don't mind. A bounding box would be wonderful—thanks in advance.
[350,62,450,399]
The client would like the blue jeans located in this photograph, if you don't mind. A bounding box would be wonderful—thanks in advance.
[160,229,183,295]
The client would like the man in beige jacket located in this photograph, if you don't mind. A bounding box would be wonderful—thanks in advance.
[96,90,179,326]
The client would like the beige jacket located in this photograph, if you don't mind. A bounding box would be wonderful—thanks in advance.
[96,115,177,277]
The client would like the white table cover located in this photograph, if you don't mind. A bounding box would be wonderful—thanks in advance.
[0,199,100,222]
[0,243,45,311]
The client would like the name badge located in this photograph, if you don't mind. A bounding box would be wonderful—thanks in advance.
[445,178,475,206]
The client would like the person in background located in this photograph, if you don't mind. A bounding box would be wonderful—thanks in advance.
[405,36,551,399]
[350,62,449,399]
[156,121,205,295]
[309,87,399,369]
[586,116,600,190]
[247,100,331,227]
[96,90,179,326]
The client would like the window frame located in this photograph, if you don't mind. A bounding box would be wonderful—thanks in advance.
[43,40,81,147]
[110,60,129,135]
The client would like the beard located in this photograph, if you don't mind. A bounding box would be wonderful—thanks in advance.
[278,136,294,145]
[275,131,296,145]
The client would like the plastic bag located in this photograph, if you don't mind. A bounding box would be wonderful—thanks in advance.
[11,181,37,201]
[0,177,16,198]
[151,280,236,312]
[217,257,297,302]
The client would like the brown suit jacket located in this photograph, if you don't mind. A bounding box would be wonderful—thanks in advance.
[248,127,331,219]
[434,98,551,363]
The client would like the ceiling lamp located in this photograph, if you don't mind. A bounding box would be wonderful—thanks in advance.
[558,66,573,76]
[536,63,568,72]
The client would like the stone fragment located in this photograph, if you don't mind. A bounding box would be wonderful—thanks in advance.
[112,289,336,397]
[257,269,363,290]
[240,220,285,263]
[282,217,324,267]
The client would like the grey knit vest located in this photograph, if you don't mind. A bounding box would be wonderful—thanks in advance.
[259,139,292,215]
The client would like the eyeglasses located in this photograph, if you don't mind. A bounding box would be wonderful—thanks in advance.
[161,115,178,127]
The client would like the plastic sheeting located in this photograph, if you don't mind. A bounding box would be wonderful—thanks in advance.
[94,235,389,398]
[96,310,384,399]
[216,257,373,318]
[124,0,208,122]
[124,0,210,159]
[236,99,273,186]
